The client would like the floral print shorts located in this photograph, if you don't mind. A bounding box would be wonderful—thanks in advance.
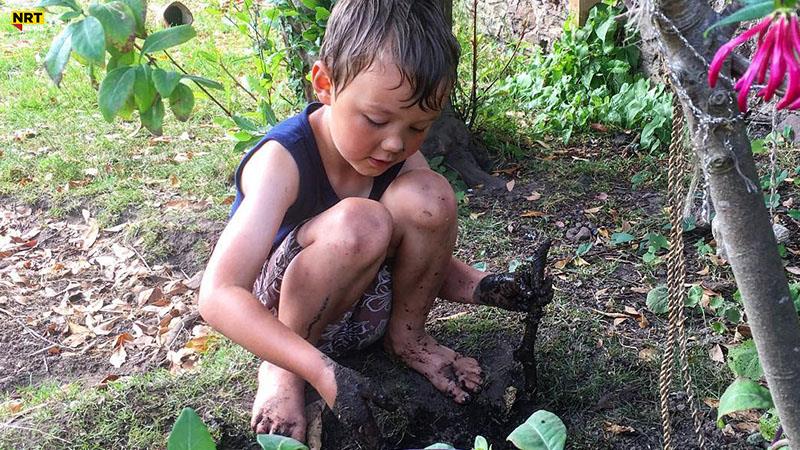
[252,223,393,357]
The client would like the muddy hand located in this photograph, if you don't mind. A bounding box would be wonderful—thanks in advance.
[473,239,554,312]
[331,364,394,449]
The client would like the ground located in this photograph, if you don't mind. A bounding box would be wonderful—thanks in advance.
[3,134,796,449]
[2,0,799,447]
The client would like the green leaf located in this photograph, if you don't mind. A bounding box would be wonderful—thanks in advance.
[424,445,456,450]
[507,410,566,450]
[473,261,487,272]
[36,0,81,12]
[232,115,260,132]
[120,0,146,37]
[88,1,135,52]
[474,436,490,450]
[256,434,308,450]
[141,24,196,53]
[717,379,773,420]
[98,66,135,122]
[152,68,182,97]
[169,83,194,122]
[166,407,216,450]
[646,233,669,251]
[710,321,727,334]
[71,17,105,67]
[44,22,76,87]
[59,10,82,21]
[107,48,136,71]
[575,242,592,257]
[727,340,764,380]
[787,209,800,220]
[646,285,669,315]
[140,96,165,135]
[750,139,766,154]
[182,74,223,90]
[686,285,702,308]
[704,1,773,37]
[118,92,136,120]
[610,232,635,245]
[133,64,156,111]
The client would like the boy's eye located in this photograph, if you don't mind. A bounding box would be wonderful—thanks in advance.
[410,126,426,133]
[364,115,387,127]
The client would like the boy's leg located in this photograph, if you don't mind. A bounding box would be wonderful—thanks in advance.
[252,198,393,440]
[380,169,483,403]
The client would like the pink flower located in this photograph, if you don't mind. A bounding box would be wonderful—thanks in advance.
[708,13,800,112]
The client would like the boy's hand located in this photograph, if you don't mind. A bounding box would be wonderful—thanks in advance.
[473,239,553,312]
[326,362,395,449]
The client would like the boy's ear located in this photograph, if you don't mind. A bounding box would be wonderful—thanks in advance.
[311,61,333,105]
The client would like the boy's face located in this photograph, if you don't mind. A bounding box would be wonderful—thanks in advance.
[312,59,443,176]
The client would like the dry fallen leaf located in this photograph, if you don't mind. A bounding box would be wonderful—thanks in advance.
[137,287,164,307]
[525,191,542,201]
[520,210,547,218]
[584,206,602,214]
[553,258,571,270]
[506,179,515,191]
[603,421,635,435]
[109,345,127,368]
[81,219,99,251]
[638,347,658,362]
[709,344,725,363]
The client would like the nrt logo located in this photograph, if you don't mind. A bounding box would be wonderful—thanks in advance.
[11,10,45,31]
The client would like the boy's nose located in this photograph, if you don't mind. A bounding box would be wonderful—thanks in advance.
[381,136,404,154]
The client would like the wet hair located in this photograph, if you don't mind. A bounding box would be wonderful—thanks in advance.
[319,0,461,111]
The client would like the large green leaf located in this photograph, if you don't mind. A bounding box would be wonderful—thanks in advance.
[646,285,669,315]
[36,0,81,12]
[71,17,105,67]
[718,379,773,420]
[423,445,456,450]
[98,66,135,122]
[727,340,764,381]
[169,83,194,122]
[152,67,182,97]
[507,410,566,450]
[704,1,773,37]
[120,0,146,37]
[140,96,165,135]
[256,434,308,450]
[166,407,216,450]
[88,1,135,52]
[133,64,156,111]
[107,49,136,72]
[141,24,196,53]
[44,22,76,87]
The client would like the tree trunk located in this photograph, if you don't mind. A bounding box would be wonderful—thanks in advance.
[648,0,800,440]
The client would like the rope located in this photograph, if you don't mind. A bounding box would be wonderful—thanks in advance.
[658,97,707,450]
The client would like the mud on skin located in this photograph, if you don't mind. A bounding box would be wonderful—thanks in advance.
[472,239,554,313]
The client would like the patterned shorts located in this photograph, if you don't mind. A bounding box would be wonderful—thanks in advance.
[252,224,393,357]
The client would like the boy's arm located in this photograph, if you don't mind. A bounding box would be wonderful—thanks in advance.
[198,142,338,404]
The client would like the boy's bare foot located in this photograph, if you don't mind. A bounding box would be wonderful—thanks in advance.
[251,361,307,442]
[385,331,482,403]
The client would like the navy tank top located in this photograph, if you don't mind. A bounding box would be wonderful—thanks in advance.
[229,102,405,251]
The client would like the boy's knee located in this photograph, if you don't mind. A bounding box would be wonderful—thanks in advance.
[392,170,457,230]
[330,198,393,259]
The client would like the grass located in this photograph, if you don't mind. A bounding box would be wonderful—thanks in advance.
[0,339,257,450]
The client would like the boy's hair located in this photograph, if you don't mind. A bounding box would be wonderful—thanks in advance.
[320,0,461,111]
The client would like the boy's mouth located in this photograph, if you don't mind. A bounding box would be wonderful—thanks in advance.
[368,157,392,169]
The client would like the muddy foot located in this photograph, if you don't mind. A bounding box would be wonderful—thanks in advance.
[386,331,482,403]
[251,361,307,442]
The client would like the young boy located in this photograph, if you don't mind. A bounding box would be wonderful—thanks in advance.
[199,0,548,445]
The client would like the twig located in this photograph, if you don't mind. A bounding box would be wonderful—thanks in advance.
[219,61,259,103]
[130,245,152,272]
[28,345,57,357]
[0,310,73,350]
[42,355,49,374]
[0,423,72,445]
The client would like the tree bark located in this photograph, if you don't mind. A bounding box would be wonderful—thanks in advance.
[650,0,800,440]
